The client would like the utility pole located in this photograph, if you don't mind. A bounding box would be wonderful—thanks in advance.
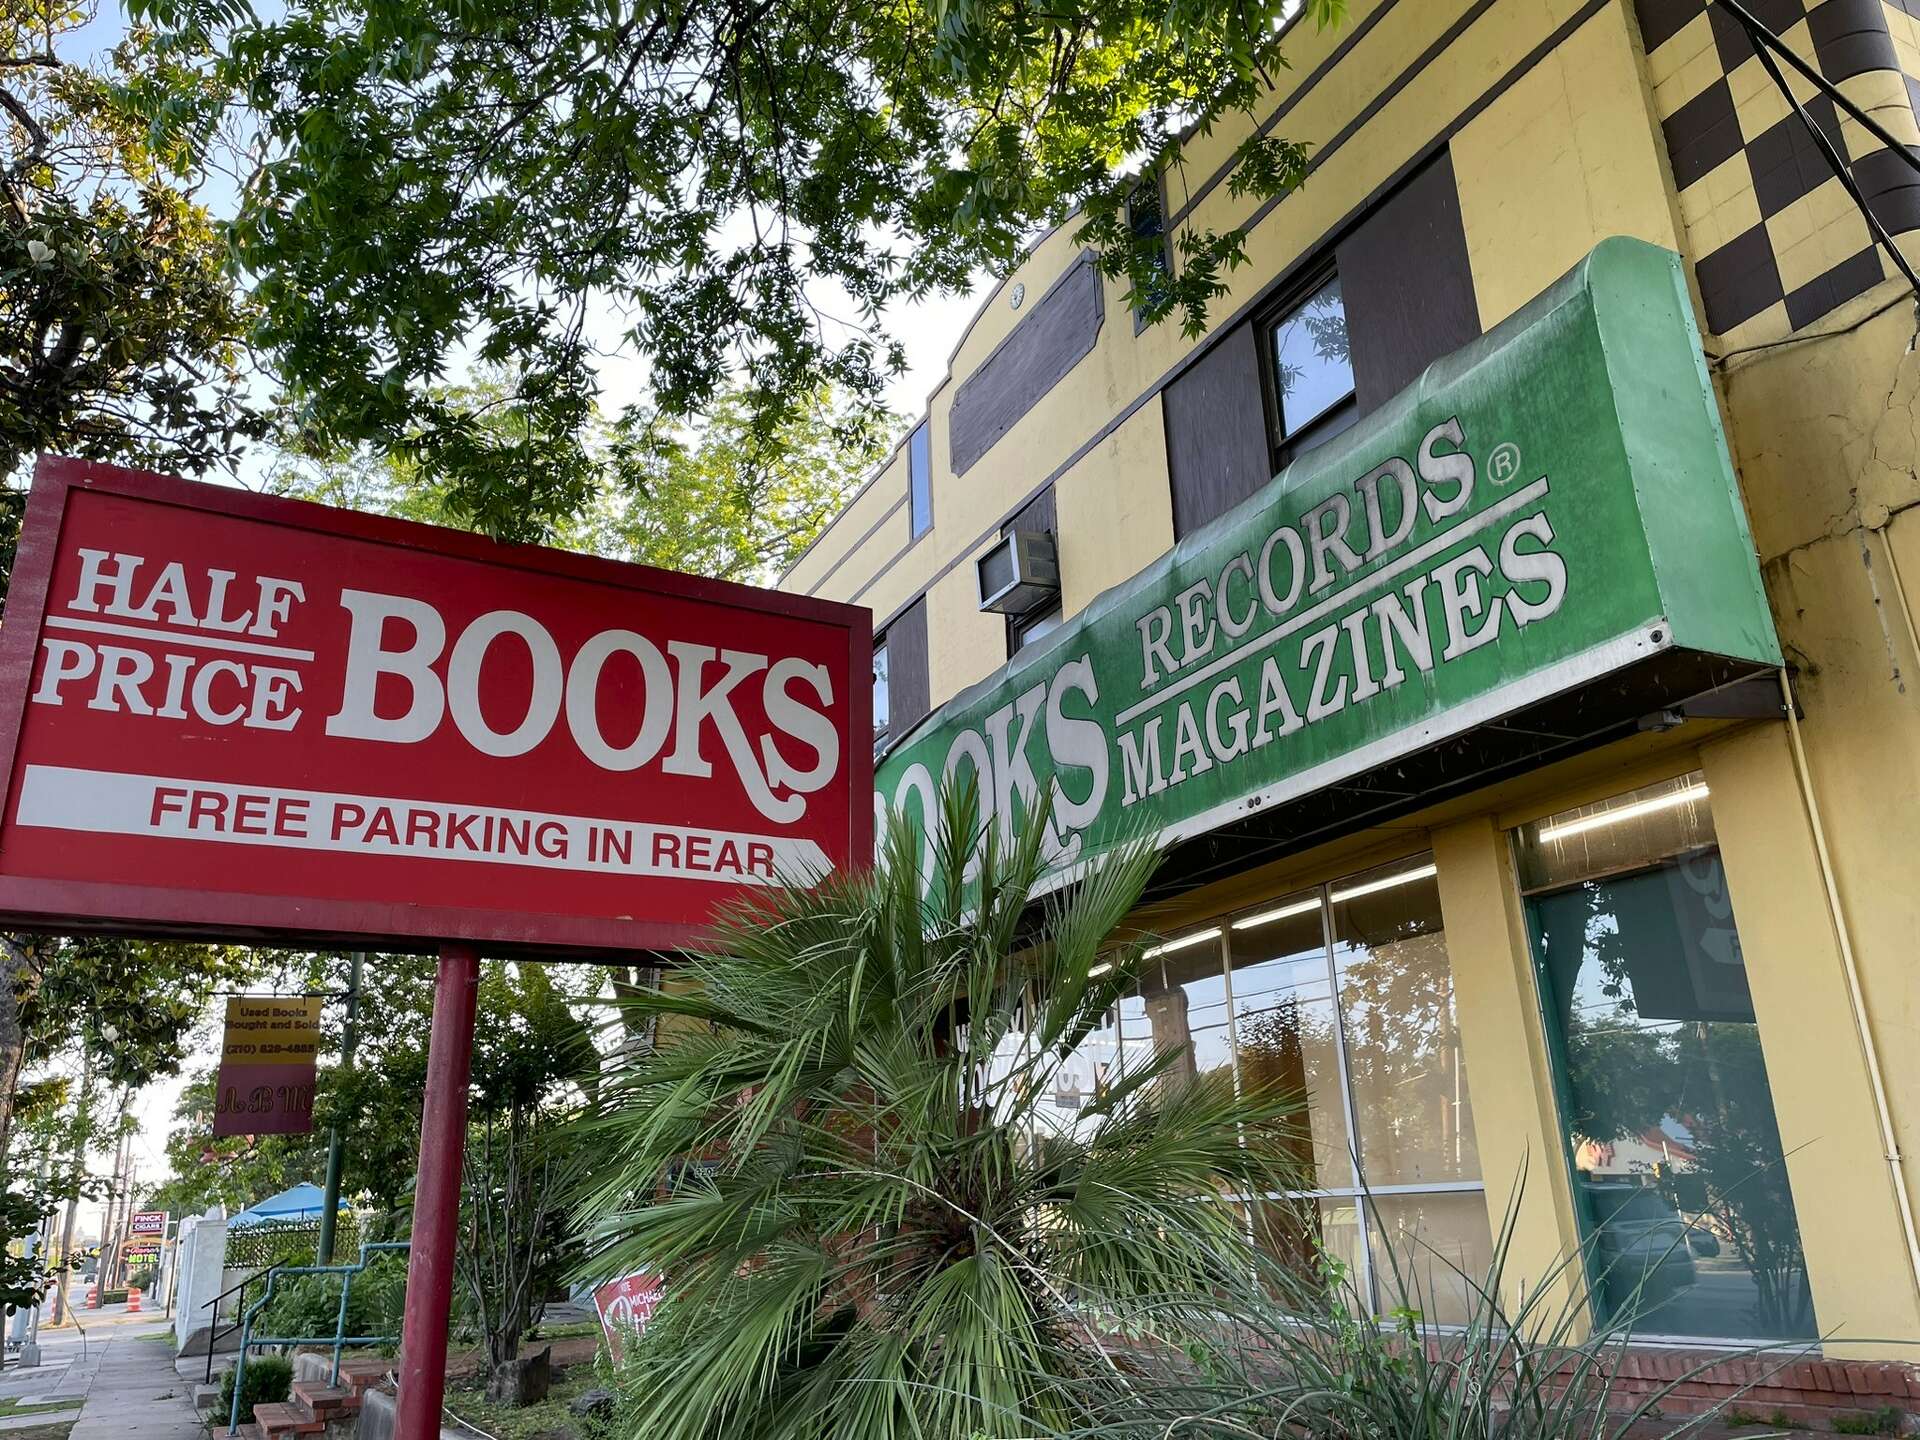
[316,953,363,1265]
[94,1098,133,1299]
[48,1052,93,1328]
[19,1203,49,1367]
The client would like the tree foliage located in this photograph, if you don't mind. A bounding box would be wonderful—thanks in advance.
[129,0,1342,530]
[600,384,893,582]
[455,964,597,1403]
[143,1066,329,1217]
[575,788,1307,1439]
[1,0,262,480]
[268,371,891,575]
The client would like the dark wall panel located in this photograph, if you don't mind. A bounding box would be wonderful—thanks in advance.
[1336,148,1480,416]
[1162,319,1271,539]
[1003,485,1057,541]
[882,596,931,743]
[949,254,1104,476]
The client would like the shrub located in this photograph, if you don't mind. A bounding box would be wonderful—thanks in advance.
[1024,1190,1815,1440]
[256,1252,408,1342]
[128,1267,157,1292]
[219,1354,293,1424]
[1833,1408,1903,1436]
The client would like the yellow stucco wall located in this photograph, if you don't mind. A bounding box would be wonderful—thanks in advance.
[1705,289,1920,1350]
[1052,402,1175,619]
[1702,721,1920,1351]
[1432,815,1588,1331]
[1451,6,1686,329]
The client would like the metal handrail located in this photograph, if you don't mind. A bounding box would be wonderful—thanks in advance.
[202,1265,281,1386]
[226,1241,410,1437]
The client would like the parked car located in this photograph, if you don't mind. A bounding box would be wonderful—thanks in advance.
[1588,1183,1698,1305]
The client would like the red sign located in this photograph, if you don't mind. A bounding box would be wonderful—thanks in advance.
[591,1271,664,1361]
[0,458,872,953]
[128,1211,168,1236]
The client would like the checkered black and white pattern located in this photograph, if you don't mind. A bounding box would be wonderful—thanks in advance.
[1637,0,1920,341]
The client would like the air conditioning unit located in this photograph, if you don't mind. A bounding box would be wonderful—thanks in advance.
[977,530,1061,616]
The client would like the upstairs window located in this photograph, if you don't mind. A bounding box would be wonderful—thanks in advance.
[1262,272,1355,464]
[1012,601,1063,653]
[908,422,933,539]
[1127,178,1172,328]
[872,638,891,754]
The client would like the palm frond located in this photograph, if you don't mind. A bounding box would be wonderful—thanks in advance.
[571,778,1311,1438]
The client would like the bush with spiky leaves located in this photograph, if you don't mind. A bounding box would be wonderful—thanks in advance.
[1038,1183,1801,1440]
[573,787,1308,1440]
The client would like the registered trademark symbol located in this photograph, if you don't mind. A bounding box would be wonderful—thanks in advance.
[1487,442,1522,485]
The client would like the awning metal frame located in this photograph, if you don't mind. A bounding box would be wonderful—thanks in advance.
[1712,0,1920,298]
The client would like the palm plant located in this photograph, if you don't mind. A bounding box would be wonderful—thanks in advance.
[572,786,1308,1440]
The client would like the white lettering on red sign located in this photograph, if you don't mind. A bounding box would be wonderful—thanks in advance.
[0,462,869,951]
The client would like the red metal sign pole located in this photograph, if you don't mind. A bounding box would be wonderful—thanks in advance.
[395,943,481,1439]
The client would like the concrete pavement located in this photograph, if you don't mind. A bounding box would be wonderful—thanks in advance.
[67,1318,204,1440]
[2,1282,203,1440]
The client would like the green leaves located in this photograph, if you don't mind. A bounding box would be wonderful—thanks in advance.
[266,368,888,564]
[2,0,263,480]
[119,0,1345,519]
[573,785,1312,1439]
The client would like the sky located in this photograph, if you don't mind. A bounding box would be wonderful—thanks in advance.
[71,0,995,1210]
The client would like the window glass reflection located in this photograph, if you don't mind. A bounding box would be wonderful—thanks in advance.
[1114,992,1155,1084]
[1270,276,1354,437]
[1524,776,1816,1342]
[1139,935,1233,1094]
[1229,893,1353,1190]
[1329,860,1480,1187]
[1249,1195,1365,1305]
[1366,1193,1494,1326]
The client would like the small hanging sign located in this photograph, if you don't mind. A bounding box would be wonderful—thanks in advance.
[213,995,321,1136]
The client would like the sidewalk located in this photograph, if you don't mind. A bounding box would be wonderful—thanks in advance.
[5,1282,203,1440]
[67,1314,203,1440]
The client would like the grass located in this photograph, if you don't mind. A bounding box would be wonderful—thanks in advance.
[1,1424,74,1440]
[0,1398,78,1417]
[442,1366,609,1440]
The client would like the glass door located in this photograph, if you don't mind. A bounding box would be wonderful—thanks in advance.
[1517,775,1816,1341]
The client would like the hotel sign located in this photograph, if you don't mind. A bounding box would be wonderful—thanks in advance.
[876,239,1779,888]
[0,461,871,953]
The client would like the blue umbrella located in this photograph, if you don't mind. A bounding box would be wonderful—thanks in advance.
[227,1181,342,1229]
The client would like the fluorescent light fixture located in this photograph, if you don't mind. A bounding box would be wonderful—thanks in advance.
[1088,962,1113,978]
[1536,782,1709,844]
[1230,897,1322,931]
[1143,927,1221,958]
[1329,863,1438,903]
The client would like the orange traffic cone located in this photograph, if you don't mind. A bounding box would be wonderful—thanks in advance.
[85,1287,99,1309]
[126,1287,141,1313]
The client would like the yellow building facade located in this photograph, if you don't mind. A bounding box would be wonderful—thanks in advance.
[779,0,1920,1371]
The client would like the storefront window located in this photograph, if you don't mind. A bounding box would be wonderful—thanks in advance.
[1129,852,1491,1325]
[1330,859,1480,1188]
[1230,891,1352,1189]
[1519,774,1817,1342]
[1249,1195,1366,1304]
[1142,930,1235,1092]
